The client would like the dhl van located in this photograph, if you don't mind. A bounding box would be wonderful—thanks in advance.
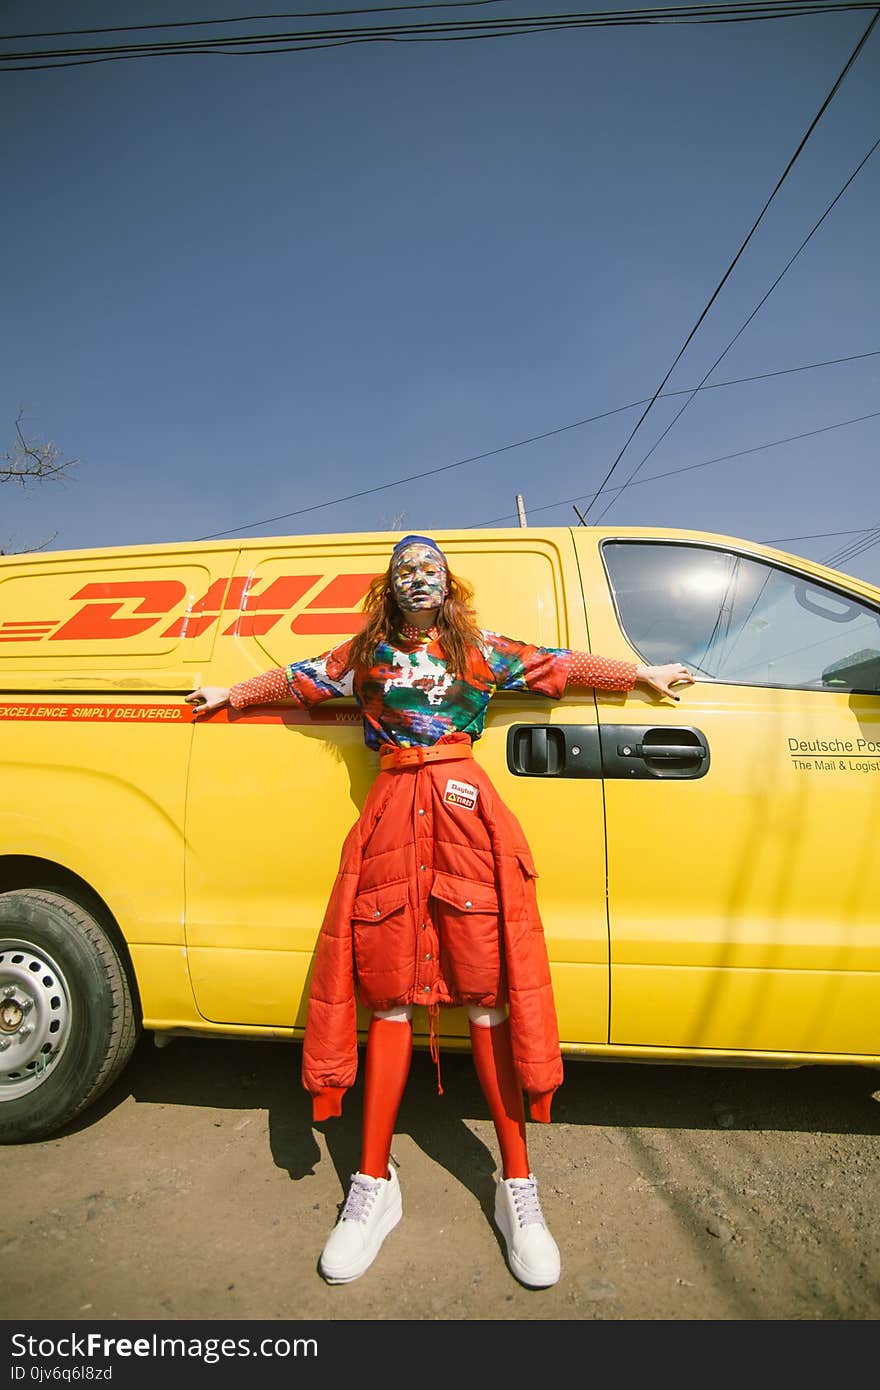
[1,525,879,1143]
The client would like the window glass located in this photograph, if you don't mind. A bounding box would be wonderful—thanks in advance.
[603,542,880,692]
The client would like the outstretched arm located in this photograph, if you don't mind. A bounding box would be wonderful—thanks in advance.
[566,653,694,700]
[187,645,356,719]
[186,668,292,718]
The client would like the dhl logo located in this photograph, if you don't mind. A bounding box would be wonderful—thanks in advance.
[0,573,378,643]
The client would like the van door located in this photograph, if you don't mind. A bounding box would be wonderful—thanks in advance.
[574,531,880,1059]
[183,531,612,1049]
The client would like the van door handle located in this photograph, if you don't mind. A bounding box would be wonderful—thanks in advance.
[507,725,601,777]
[601,725,710,780]
[618,742,705,761]
[507,725,709,779]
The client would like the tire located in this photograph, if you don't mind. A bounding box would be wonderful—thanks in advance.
[0,890,139,1144]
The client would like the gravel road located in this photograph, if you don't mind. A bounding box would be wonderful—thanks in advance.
[4,1033,880,1324]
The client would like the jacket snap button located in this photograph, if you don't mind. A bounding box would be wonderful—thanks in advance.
[373,910,380,918]
[423,985,430,993]
[418,808,425,816]
[464,900,473,909]
[424,954,431,961]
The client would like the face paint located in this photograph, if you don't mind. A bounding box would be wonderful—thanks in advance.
[391,544,447,614]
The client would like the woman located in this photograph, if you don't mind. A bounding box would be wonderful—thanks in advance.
[187,534,694,1289]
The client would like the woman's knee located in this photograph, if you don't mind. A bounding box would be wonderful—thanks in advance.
[467,1006,507,1028]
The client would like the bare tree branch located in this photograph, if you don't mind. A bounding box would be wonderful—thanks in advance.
[3,410,78,486]
[0,531,60,557]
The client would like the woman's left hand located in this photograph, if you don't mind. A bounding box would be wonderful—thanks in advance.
[634,662,696,701]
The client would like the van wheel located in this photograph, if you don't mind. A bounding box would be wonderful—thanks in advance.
[0,890,139,1144]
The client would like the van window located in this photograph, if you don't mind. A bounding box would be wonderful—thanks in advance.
[602,541,880,693]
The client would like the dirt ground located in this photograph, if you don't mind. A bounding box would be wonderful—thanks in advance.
[4,1032,880,1324]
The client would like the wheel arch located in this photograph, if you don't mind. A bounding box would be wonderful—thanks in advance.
[0,856,142,1022]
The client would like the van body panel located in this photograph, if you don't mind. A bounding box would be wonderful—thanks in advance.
[0,549,237,690]
[0,714,189,946]
[572,529,880,1058]
[130,943,201,1024]
[183,532,612,1043]
[2,525,879,1107]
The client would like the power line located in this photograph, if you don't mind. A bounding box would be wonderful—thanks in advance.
[472,409,880,525]
[590,131,880,523]
[2,2,875,69]
[0,1,517,42]
[190,348,879,539]
[823,522,880,566]
[768,528,876,542]
[575,5,880,524]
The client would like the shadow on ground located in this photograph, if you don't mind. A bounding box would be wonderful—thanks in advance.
[60,1031,880,1221]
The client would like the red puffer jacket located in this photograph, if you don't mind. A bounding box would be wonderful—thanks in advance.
[302,740,563,1118]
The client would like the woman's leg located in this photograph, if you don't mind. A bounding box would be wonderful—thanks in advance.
[467,1005,561,1288]
[319,1006,411,1284]
[467,1007,530,1180]
[359,1006,413,1179]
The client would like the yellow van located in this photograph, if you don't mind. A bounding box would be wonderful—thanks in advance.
[2,525,879,1142]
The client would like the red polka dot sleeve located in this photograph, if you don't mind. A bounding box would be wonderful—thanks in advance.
[228,667,294,710]
[566,651,638,693]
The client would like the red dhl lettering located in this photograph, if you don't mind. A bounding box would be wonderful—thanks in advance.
[3,574,378,644]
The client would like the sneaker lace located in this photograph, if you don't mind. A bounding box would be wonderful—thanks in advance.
[509,1177,546,1227]
[340,1174,381,1223]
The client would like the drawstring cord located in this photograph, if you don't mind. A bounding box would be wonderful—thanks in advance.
[428,1003,444,1096]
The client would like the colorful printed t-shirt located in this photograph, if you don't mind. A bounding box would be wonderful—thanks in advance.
[229,632,637,751]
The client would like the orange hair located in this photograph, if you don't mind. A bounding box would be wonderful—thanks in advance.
[347,559,483,677]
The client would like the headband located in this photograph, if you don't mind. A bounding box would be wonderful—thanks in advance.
[391,534,446,564]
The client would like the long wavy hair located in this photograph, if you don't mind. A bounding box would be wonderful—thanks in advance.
[346,559,483,677]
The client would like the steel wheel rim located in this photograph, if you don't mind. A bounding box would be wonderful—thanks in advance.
[0,938,72,1100]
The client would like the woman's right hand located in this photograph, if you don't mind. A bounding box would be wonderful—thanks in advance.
[186,686,230,718]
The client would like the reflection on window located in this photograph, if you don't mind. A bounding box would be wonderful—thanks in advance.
[603,542,880,692]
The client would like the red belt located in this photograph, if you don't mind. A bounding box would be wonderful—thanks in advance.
[379,740,473,770]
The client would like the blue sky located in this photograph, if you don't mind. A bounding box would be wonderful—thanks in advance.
[2,1,878,584]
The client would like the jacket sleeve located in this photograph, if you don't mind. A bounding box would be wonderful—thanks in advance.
[229,668,294,709]
[566,650,637,693]
[229,639,356,711]
[301,821,362,1119]
[480,632,637,699]
[488,800,564,1105]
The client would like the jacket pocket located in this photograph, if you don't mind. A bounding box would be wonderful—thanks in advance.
[351,883,411,987]
[430,872,503,1003]
[515,848,539,879]
[352,885,408,925]
[430,872,499,915]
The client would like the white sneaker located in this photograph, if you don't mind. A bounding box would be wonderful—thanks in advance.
[494,1174,561,1288]
[319,1167,403,1284]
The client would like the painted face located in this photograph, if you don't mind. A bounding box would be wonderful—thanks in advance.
[391,544,447,613]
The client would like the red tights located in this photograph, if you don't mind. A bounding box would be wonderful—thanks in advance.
[358,1015,530,1181]
[359,1016,413,1180]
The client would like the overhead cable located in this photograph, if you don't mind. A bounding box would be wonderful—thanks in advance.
[590,132,880,524]
[2,3,877,69]
[190,349,879,539]
[471,409,880,526]
[575,5,880,524]
[823,522,880,566]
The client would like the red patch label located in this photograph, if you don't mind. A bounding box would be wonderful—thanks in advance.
[443,778,479,812]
